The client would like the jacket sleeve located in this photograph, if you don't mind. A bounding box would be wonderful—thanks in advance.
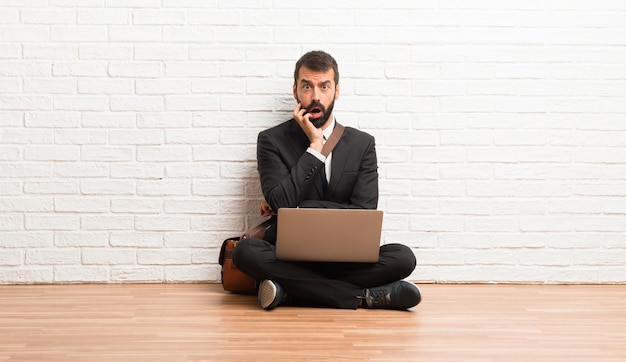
[257,130,324,211]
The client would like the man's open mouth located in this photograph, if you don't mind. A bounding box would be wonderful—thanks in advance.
[306,103,324,118]
[309,108,322,117]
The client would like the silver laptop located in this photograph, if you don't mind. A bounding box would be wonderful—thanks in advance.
[275,208,383,263]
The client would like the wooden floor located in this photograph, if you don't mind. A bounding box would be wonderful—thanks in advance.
[0,283,625,362]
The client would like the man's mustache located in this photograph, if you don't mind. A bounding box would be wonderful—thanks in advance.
[305,101,325,114]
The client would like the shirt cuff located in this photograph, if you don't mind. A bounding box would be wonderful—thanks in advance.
[306,147,326,162]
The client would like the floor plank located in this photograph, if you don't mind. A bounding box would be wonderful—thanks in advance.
[0,283,625,361]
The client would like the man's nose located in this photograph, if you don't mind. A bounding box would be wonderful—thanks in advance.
[312,87,322,101]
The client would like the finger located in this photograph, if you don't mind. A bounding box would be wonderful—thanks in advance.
[294,108,307,121]
[293,102,304,117]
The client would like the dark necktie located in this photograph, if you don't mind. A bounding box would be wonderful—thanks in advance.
[321,135,328,192]
[320,164,328,192]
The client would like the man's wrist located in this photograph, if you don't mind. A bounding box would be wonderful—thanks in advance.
[306,147,326,162]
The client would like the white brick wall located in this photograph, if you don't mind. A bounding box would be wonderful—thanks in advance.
[1,1,626,284]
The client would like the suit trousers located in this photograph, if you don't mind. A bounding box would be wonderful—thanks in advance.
[232,238,416,309]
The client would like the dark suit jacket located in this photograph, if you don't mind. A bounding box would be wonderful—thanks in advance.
[257,118,379,242]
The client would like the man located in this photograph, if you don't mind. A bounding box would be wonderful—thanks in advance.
[232,50,421,310]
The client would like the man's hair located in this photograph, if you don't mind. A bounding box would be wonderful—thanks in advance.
[293,50,339,86]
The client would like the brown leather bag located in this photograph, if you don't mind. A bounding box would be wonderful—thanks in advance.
[218,219,272,294]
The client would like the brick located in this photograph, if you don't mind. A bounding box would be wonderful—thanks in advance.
[0,250,21,266]
[133,10,186,25]
[111,198,162,214]
[135,216,189,231]
[25,248,80,265]
[80,179,135,200]
[81,146,134,162]
[136,180,191,196]
[164,199,219,214]
[165,95,219,111]
[1,232,53,248]
[137,146,191,162]
[0,268,53,284]
[137,112,192,128]
[24,78,76,94]
[79,45,133,60]
[165,129,218,145]
[111,266,163,282]
[54,129,107,145]
[0,146,19,160]
[54,196,109,213]
[26,112,80,129]
[110,232,163,247]
[165,265,212,282]
[164,163,218,178]
[108,62,162,78]
[0,25,48,42]
[77,9,129,25]
[0,96,51,111]
[81,112,135,128]
[109,26,162,42]
[0,164,52,178]
[78,79,133,95]
[23,44,78,59]
[50,26,108,42]
[54,96,108,111]
[80,216,133,231]
[82,248,136,265]
[137,249,191,265]
[54,266,108,282]
[0,197,53,212]
[110,96,163,112]
[135,44,188,61]
[25,215,79,231]
[0,181,21,195]
[136,79,190,94]
[21,10,75,24]
[193,180,243,196]
[0,78,20,92]
[24,146,79,161]
[51,0,102,7]
[53,163,108,178]
[0,9,19,24]
[55,231,108,247]
[110,164,164,179]
[164,232,219,248]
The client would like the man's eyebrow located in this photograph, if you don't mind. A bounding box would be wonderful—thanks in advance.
[299,79,332,85]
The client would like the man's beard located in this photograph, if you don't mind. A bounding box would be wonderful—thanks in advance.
[306,98,335,129]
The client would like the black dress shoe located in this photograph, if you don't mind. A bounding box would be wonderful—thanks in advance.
[258,279,287,310]
[363,281,422,310]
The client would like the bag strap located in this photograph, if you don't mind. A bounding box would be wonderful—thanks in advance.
[320,122,345,158]
[241,218,273,239]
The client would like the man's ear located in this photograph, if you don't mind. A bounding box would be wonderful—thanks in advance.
[334,83,340,100]
[293,83,297,101]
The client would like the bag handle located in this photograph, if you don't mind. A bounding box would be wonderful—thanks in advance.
[320,122,345,157]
